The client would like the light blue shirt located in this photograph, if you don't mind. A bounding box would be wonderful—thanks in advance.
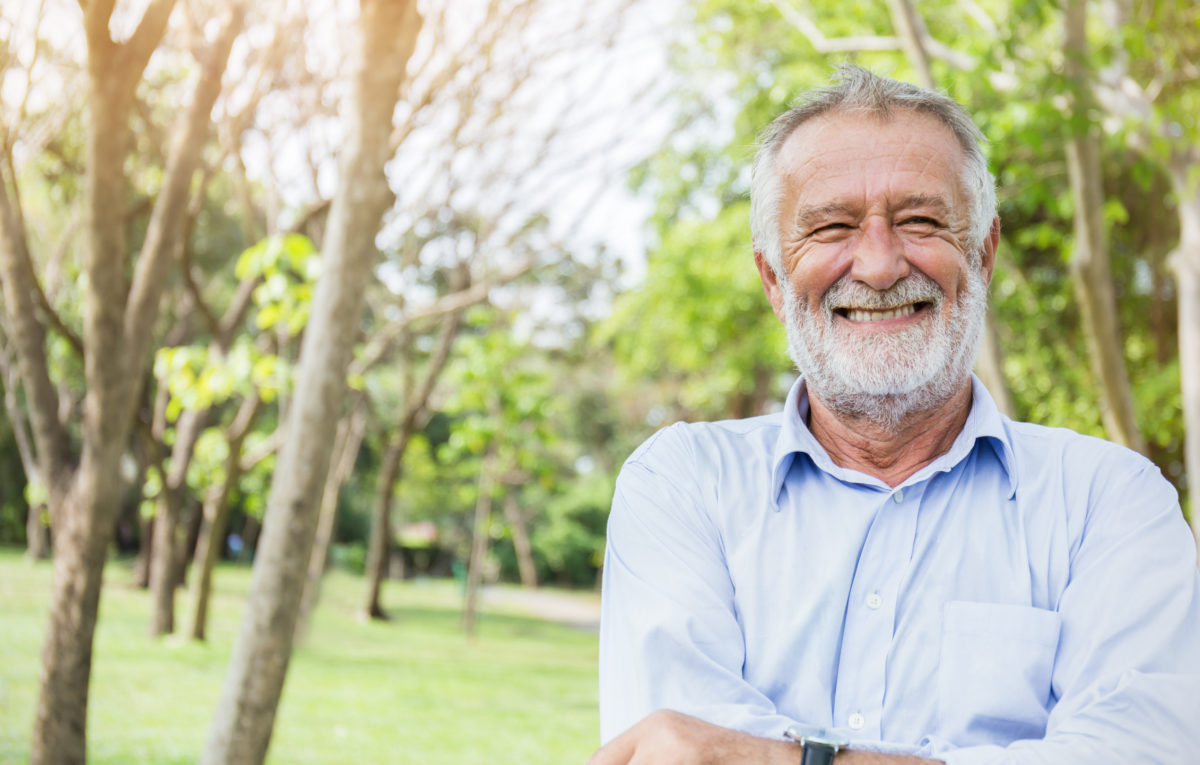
[599,376,1200,763]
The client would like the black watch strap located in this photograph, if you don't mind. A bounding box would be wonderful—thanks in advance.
[785,725,848,765]
[799,742,838,765]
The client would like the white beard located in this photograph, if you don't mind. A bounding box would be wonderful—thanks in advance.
[781,264,988,430]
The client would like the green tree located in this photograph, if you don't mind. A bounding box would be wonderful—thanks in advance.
[439,316,566,635]
[0,2,243,758]
[603,201,789,422]
[606,0,1190,515]
[202,1,422,759]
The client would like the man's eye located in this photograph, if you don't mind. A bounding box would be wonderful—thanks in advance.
[900,217,940,227]
[814,223,852,233]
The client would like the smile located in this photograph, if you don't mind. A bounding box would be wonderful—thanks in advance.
[838,302,927,322]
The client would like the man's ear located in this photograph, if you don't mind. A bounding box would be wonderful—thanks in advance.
[755,250,788,323]
[980,217,1001,285]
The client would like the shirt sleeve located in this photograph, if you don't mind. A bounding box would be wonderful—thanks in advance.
[598,423,802,744]
[932,452,1200,765]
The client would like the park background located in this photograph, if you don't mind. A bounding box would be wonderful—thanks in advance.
[0,0,1197,762]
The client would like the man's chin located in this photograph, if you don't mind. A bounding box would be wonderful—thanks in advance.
[818,354,942,395]
[800,362,966,429]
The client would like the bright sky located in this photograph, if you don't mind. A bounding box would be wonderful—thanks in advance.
[1,0,688,327]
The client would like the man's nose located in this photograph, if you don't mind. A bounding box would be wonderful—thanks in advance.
[849,217,909,290]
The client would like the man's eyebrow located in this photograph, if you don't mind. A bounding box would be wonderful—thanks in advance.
[896,193,952,215]
[792,203,856,233]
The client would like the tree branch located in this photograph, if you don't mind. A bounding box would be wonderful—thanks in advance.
[81,0,118,54]
[0,142,83,358]
[118,0,179,78]
[179,163,224,340]
[401,265,469,422]
[0,163,74,494]
[217,274,262,347]
[123,5,244,376]
[0,328,42,481]
[767,0,976,70]
[32,266,84,357]
[768,0,903,52]
[238,427,280,472]
[351,258,535,376]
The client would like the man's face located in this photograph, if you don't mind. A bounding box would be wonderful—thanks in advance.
[756,110,997,423]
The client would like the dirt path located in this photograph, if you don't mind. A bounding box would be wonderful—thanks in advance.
[482,585,601,631]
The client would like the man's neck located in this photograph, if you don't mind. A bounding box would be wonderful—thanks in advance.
[806,380,974,488]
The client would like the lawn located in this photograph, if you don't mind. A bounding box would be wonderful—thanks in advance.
[0,548,601,764]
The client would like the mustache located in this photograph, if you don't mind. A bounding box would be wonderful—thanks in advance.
[822,273,944,312]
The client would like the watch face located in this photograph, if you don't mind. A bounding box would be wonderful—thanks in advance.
[784,724,850,749]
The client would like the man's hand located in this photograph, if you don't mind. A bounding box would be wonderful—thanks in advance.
[587,710,945,765]
[586,710,797,765]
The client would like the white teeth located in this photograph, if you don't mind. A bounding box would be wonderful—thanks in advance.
[845,304,918,322]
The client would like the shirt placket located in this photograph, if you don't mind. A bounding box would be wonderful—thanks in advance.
[832,483,922,740]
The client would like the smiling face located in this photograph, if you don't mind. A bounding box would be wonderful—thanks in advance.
[756,109,999,427]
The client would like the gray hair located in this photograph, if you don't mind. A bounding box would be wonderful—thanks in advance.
[749,65,997,276]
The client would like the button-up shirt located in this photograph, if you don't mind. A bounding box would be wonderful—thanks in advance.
[599,376,1200,764]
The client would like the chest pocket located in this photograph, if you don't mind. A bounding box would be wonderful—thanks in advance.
[937,601,1061,747]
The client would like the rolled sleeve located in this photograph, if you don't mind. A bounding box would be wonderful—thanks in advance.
[598,424,800,743]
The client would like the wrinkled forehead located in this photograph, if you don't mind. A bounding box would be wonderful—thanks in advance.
[774,109,971,208]
[778,107,967,164]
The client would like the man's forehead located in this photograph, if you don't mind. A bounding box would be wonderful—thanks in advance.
[774,109,969,208]
[776,108,964,169]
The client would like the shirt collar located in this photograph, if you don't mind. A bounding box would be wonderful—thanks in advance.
[769,375,1018,511]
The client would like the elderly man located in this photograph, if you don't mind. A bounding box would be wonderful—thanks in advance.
[590,67,1200,765]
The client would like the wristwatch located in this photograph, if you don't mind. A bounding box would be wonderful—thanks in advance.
[784,725,849,765]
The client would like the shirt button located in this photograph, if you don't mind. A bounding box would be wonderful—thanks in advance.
[848,713,865,730]
[865,593,883,609]
[892,489,904,503]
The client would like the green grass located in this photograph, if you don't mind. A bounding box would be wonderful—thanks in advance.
[0,548,600,764]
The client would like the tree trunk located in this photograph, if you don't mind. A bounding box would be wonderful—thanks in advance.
[975,307,1014,416]
[149,408,208,634]
[202,3,421,760]
[1168,164,1200,549]
[363,433,407,620]
[463,447,498,638]
[149,490,182,634]
[135,515,154,588]
[238,515,260,563]
[187,491,233,641]
[173,498,203,588]
[1062,0,1145,453]
[362,295,464,619]
[503,493,538,588]
[295,405,366,640]
[30,57,144,765]
[32,480,123,764]
[186,463,241,641]
[149,391,209,637]
[187,393,261,641]
[27,4,237,758]
[26,504,49,559]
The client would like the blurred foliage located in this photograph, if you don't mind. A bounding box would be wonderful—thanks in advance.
[606,0,1193,508]
[0,0,1195,572]
[600,201,789,419]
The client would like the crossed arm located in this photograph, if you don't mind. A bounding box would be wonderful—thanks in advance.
[588,710,941,765]
[595,432,1200,765]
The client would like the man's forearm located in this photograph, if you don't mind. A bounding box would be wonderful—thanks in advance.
[742,736,941,765]
[839,750,941,765]
[589,711,943,765]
